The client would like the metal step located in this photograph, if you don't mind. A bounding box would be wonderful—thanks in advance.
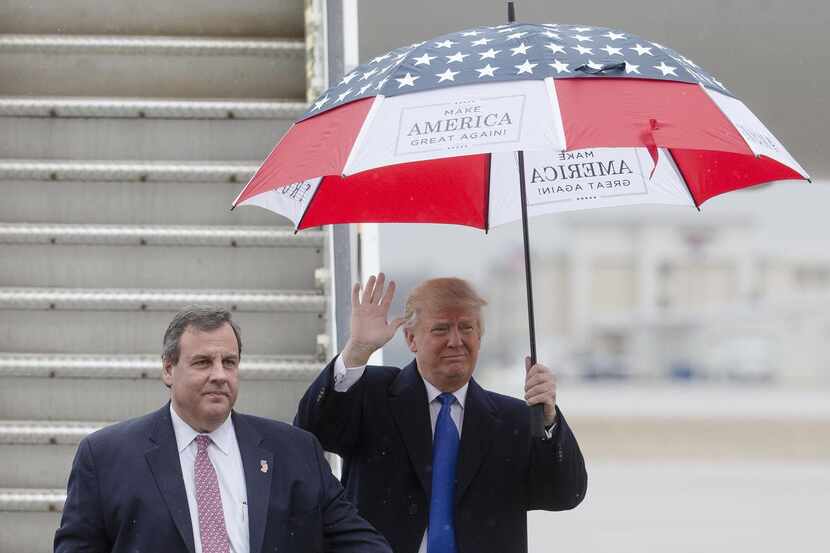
[0,224,323,289]
[0,510,61,553]
[0,353,321,380]
[0,287,325,312]
[0,159,258,182]
[0,353,322,420]
[0,309,324,356]
[0,489,65,512]
[0,96,306,118]
[0,421,104,489]
[0,0,304,38]
[0,177,282,225]
[0,34,306,98]
[0,223,320,247]
[0,117,290,162]
[1,374,317,422]
[0,98,303,161]
[0,160,285,225]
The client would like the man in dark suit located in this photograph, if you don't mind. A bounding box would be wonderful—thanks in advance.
[55,306,390,553]
[296,274,587,553]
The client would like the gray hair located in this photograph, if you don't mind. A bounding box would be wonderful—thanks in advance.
[403,277,487,335]
[161,305,242,364]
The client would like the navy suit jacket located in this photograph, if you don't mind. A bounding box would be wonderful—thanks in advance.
[295,359,588,553]
[54,404,391,553]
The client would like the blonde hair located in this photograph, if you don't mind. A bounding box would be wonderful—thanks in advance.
[403,277,487,334]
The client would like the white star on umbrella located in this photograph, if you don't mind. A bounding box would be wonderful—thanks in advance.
[630,43,653,56]
[572,34,593,42]
[654,61,678,76]
[396,73,419,87]
[374,77,388,90]
[515,59,538,74]
[361,68,378,80]
[711,76,726,89]
[476,64,499,77]
[652,42,669,50]
[549,59,570,73]
[601,45,623,56]
[312,95,329,111]
[472,37,493,46]
[413,53,437,66]
[461,30,481,37]
[544,43,566,55]
[543,31,561,39]
[604,31,626,41]
[586,60,604,70]
[624,62,640,74]
[510,42,532,56]
[478,48,501,60]
[378,64,394,74]
[572,45,593,55]
[336,89,353,102]
[359,82,374,94]
[436,68,460,82]
[434,40,456,48]
[506,31,528,40]
[339,73,357,85]
[446,51,469,63]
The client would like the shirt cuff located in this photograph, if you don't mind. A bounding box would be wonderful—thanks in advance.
[333,354,367,392]
[543,421,558,440]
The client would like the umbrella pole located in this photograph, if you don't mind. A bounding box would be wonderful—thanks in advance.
[517,150,547,438]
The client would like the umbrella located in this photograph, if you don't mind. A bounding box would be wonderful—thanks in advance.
[232,7,809,436]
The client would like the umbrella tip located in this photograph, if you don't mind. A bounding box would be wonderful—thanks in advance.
[229,204,236,212]
[507,2,515,23]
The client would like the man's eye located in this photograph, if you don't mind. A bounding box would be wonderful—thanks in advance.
[431,327,448,334]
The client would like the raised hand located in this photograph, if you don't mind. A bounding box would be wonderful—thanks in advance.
[341,273,407,367]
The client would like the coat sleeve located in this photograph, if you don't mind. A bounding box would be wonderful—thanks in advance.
[312,434,392,553]
[53,438,110,553]
[526,406,588,511]
[294,356,367,457]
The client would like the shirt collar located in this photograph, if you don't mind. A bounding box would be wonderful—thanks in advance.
[421,375,468,409]
[169,403,235,456]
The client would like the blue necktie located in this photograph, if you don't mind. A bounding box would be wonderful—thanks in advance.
[428,393,460,553]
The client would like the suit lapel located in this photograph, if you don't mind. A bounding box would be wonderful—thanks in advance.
[144,405,196,553]
[455,378,496,504]
[389,361,433,500]
[233,412,272,553]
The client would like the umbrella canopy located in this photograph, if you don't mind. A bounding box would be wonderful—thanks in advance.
[232,19,809,436]
[233,22,808,228]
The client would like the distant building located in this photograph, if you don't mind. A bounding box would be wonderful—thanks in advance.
[482,213,830,385]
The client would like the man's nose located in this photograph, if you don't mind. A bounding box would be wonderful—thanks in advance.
[208,359,227,381]
[447,326,462,346]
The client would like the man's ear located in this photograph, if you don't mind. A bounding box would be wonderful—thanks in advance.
[404,328,417,353]
[161,360,174,387]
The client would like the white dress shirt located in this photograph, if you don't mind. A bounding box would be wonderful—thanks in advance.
[170,404,250,553]
[333,356,467,553]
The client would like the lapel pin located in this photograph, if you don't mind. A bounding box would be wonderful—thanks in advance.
[260,460,268,473]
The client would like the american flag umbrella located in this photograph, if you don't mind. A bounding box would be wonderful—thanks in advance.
[232,16,808,435]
